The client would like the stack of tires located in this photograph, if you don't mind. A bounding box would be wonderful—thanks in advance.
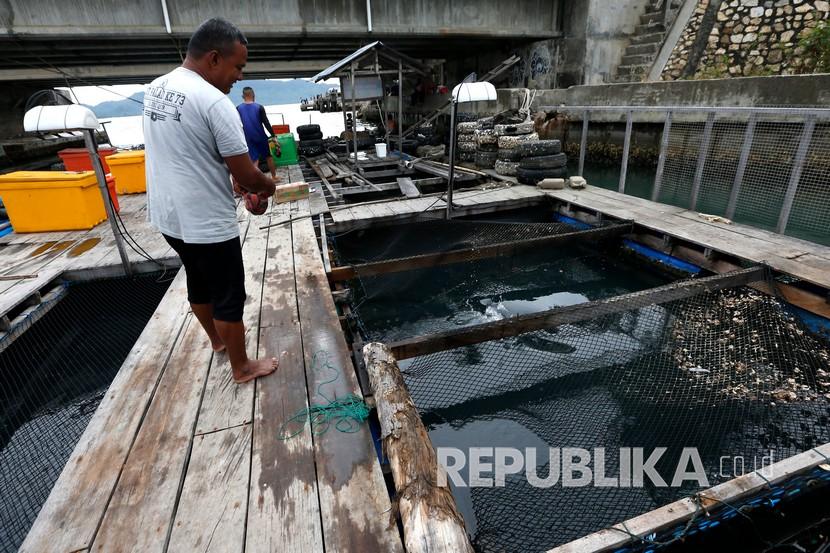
[456,122,477,163]
[474,117,498,169]
[494,122,538,176]
[515,140,567,185]
[297,124,324,157]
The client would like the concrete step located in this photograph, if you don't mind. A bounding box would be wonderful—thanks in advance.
[640,10,676,25]
[616,63,651,80]
[630,31,666,45]
[620,53,656,66]
[626,42,661,56]
[635,21,667,35]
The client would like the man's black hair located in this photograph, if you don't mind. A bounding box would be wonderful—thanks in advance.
[187,18,248,57]
[242,86,255,97]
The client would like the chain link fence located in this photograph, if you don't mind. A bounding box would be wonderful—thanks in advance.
[562,106,830,246]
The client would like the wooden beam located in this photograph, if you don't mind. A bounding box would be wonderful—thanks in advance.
[363,343,475,553]
[390,267,766,360]
[328,224,633,283]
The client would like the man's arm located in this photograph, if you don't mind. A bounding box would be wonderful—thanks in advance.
[259,105,274,137]
[224,153,276,195]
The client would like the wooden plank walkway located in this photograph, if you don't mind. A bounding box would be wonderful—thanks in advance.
[20,164,401,553]
[329,184,547,231]
[545,185,830,289]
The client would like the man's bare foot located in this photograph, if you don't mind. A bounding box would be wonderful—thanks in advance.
[232,357,278,384]
[211,341,226,353]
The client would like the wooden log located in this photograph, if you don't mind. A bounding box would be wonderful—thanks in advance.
[390,266,766,360]
[363,342,474,553]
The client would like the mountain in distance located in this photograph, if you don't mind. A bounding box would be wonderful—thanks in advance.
[90,78,337,119]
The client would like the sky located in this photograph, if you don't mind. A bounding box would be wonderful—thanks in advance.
[58,78,340,106]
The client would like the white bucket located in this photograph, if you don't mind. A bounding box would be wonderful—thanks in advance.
[375,143,387,158]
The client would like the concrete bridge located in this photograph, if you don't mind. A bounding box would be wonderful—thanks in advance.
[0,0,563,85]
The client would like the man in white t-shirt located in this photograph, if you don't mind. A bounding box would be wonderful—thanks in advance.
[144,18,278,384]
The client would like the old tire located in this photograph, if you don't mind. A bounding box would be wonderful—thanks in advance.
[497,148,524,161]
[458,150,476,162]
[494,160,519,176]
[497,132,539,149]
[458,141,477,152]
[519,153,567,170]
[517,139,562,157]
[475,129,498,145]
[457,122,478,135]
[475,150,497,169]
[494,121,535,136]
[516,166,568,185]
[300,130,323,141]
[297,124,321,138]
[476,143,498,153]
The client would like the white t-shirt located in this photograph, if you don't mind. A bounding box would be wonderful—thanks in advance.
[144,67,248,243]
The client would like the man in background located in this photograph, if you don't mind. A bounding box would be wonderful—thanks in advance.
[143,18,278,384]
[237,86,279,181]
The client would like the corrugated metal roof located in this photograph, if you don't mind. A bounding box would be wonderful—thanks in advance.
[311,41,428,82]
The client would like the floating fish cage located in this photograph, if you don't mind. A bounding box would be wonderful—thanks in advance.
[0,272,175,552]
[325,207,830,552]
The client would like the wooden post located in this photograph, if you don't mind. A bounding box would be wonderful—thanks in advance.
[363,343,474,553]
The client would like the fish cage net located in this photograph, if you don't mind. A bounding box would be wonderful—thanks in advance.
[398,284,830,552]
[0,272,174,553]
[329,217,588,265]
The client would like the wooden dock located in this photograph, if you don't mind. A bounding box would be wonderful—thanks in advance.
[544,184,830,290]
[19,165,403,553]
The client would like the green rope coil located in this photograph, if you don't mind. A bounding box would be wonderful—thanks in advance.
[278,350,370,440]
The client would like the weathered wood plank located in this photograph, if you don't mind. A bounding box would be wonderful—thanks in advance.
[195,219,268,435]
[20,269,190,553]
[390,267,766,360]
[166,424,252,552]
[91,314,214,552]
[247,212,324,553]
[292,216,403,553]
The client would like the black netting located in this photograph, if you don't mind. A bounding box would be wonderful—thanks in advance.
[0,272,174,552]
[331,217,584,265]
[403,287,830,552]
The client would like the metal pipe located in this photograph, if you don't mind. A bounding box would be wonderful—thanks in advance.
[578,109,589,176]
[398,60,403,158]
[652,111,672,202]
[689,111,715,211]
[446,101,458,219]
[618,109,632,193]
[777,115,815,234]
[366,0,373,32]
[726,112,756,219]
[351,63,358,169]
[160,0,173,34]
[84,130,132,276]
[542,104,830,117]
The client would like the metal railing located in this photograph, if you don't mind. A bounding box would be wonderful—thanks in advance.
[552,105,830,245]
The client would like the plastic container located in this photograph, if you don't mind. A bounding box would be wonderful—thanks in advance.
[105,150,146,194]
[0,171,115,232]
[375,143,388,158]
[271,113,290,135]
[58,147,117,173]
[275,133,299,166]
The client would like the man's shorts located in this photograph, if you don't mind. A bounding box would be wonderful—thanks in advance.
[163,234,246,322]
[247,137,270,162]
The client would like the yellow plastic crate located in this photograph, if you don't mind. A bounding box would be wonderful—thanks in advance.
[0,171,108,232]
[106,150,146,194]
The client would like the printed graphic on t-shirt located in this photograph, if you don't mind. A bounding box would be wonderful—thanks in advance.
[145,79,187,122]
